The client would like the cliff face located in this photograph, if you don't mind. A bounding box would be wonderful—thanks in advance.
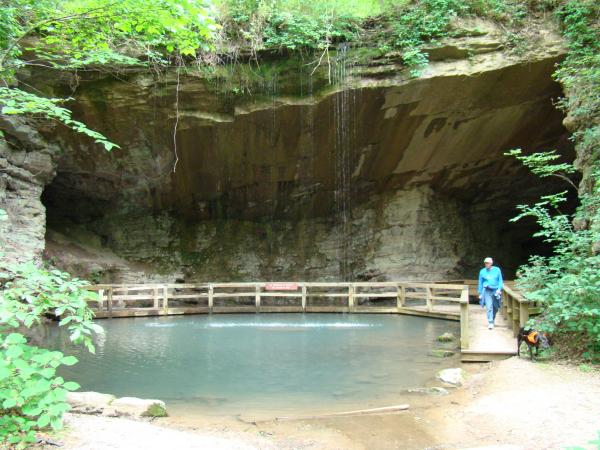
[0,119,57,268]
[1,20,574,282]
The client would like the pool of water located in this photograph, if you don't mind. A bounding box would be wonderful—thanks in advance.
[45,314,459,416]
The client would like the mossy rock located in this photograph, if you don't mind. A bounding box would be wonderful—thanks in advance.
[437,332,456,342]
[143,403,168,418]
[429,348,455,358]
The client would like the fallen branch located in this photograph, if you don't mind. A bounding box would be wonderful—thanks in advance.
[275,404,410,421]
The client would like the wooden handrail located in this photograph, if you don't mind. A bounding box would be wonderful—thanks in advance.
[84,281,468,312]
[503,285,529,303]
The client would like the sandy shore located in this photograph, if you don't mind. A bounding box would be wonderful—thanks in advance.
[52,357,600,450]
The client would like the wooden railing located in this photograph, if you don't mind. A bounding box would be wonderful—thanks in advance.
[85,281,468,322]
[502,284,540,337]
[449,279,539,338]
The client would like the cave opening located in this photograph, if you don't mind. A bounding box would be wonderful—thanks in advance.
[39,55,575,284]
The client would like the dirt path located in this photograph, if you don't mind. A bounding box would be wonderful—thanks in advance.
[55,358,600,450]
[433,357,600,449]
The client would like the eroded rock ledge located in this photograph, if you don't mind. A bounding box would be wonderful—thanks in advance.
[1,20,573,282]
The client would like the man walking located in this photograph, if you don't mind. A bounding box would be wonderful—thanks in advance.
[478,257,503,329]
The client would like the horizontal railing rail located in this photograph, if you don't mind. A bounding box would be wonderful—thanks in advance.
[84,281,468,320]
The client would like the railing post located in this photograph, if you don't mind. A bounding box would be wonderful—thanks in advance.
[397,284,405,311]
[107,287,113,319]
[426,286,432,312]
[512,297,520,337]
[117,288,125,309]
[301,284,307,312]
[208,284,214,313]
[153,287,159,309]
[519,301,530,329]
[460,286,469,349]
[348,284,355,312]
[255,285,261,312]
[98,289,104,311]
[162,285,168,313]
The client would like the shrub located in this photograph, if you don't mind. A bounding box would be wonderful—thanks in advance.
[0,262,101,448]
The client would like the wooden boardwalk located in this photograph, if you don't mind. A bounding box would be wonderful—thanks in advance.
[83,281,535,362]
[461,304,517,362]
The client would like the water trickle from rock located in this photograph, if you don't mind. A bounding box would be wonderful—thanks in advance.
[332,44,356,281]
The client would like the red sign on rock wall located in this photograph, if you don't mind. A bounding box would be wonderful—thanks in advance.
[265,282,299,291]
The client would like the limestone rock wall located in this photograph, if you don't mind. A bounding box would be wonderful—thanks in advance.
[5,20,574,282]
[0,119,57,270]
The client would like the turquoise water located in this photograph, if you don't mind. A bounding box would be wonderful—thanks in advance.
[46,314,459,416]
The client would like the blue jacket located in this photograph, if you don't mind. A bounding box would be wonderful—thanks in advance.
[478,266,504,294]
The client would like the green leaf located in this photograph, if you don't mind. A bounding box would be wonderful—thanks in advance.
[2,397,18,409]
[6,346,23,359]
[61,356,78,366]
[50,417,63,431]
[5,333,27,344]
[37,414,50,428]
[63,381,80,391]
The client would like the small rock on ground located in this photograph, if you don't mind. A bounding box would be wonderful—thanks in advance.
[437,332,456,342]
[437,368,466,386]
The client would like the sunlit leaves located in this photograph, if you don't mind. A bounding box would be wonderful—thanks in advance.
[35,0,218,63]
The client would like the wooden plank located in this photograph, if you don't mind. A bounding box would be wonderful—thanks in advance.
[259,306,304,313]
[353,307,399,314]
[519,302,530,328]
[353,292,397,298]
[247,292,303,298]
[462,304,516,362]
[306,293,350,298]
[301,284,307,312]
[352,282,401,287]
[255,285,261,312]
[208,285,214,313]
[305,306,351,313]
[403,283,464,290]
[504,285,528,303]
[107,287,113,318]
[426,287,432,312]
[397,284,405,310]
[460,300,469,349]
[169,293,209,299]
[161,286,168,312]
[153,287,159,309]
[110,295,157,301]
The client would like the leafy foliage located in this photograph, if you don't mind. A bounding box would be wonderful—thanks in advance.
[0,0,218,151]
[0,88,118,151]
[0,262,101,448]
[505,0,600,361]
